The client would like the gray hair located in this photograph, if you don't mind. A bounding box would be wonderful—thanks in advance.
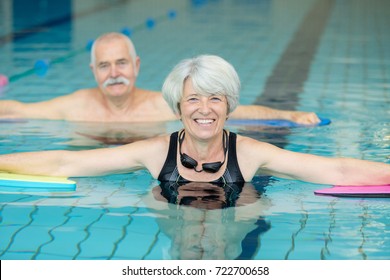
[90,32,137,67]
[162,55,240,115]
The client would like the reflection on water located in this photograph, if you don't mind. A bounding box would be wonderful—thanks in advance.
[142,178,272,259]
[0,119,182,150]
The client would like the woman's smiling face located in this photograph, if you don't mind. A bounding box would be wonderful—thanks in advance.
[179,78,228,141]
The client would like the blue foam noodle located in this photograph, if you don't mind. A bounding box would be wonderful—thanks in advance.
[226,117,331,127]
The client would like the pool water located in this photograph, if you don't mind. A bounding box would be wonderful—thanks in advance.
[1,0,390,260]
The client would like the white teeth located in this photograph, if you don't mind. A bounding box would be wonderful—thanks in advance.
[196,119,213,124]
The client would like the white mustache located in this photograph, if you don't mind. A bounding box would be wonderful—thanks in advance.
[103,77,130,87]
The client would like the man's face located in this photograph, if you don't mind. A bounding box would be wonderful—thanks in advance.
[92,38,140,98]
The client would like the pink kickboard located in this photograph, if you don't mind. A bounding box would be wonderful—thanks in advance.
[314,185,390,197]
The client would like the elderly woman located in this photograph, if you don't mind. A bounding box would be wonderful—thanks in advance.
[0,55,389,186]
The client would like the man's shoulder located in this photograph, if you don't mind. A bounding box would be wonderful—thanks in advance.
[135,88,161,98]
[46,88,100,114]
[58,88,101,105]
[70,87,99,98]
[134,88,169,107]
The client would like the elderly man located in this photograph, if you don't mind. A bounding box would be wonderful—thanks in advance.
[0,32,319,124]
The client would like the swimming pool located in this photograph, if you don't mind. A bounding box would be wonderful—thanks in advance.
[1,0,390,260]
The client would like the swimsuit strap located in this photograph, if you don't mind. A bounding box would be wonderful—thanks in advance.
[158,132,180,182]
[222,132,245,183]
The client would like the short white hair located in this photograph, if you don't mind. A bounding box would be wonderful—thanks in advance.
[90,32,137,67]
[162,55,240,114]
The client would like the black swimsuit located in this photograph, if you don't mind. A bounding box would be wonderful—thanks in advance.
[158,131,245,184]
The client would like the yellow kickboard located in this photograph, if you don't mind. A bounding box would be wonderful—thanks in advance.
[0,172,76,190]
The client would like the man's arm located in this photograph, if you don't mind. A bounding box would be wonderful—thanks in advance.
[0,94,77,120]
[0,100,25,119]
[230,105,320,125]
[2,99,65,119]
